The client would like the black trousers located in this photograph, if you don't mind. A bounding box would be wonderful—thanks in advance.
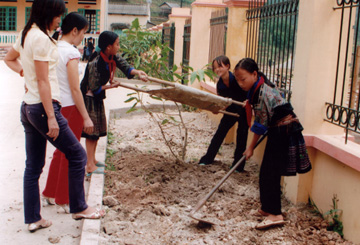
[259,127,288,215]
[200,110,248,170]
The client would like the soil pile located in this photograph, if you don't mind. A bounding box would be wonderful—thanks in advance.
[100,110,353,245]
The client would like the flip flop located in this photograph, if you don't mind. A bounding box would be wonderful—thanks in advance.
[95,161,106,167]
[255,218,286,230]
[86,167,105,177]
[72,208,106,220]
[28,219,52,232]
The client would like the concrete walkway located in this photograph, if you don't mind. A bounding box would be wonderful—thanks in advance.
[0,60,157,244]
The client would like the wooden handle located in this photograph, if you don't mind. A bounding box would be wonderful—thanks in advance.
[148,77,176,87]
[218,110,239,117]
[116,82,148,93]
[190,133,268,215]
[231,99,246,107]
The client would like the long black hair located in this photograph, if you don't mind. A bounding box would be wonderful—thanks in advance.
[234,58,274,87]
[212,55,230,71]
[21,0,65,47]
[61,12,89,35]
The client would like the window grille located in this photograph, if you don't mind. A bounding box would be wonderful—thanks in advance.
[208,8,228,64]
[325,0,360,143]
[0,7,16,31]
[246,0,299,102]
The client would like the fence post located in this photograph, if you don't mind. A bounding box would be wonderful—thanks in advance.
[189,0,227,89]
[224,0,250,68]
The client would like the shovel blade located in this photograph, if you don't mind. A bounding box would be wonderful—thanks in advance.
[188,213,215,226]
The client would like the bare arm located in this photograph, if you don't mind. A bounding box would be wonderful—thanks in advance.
[67,59,94,134]
[243,133,261,160]
[130,69,148,82]
[4,48,24,77]
[34,60,59,141]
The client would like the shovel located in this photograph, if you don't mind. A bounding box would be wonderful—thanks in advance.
[189,133,268,225]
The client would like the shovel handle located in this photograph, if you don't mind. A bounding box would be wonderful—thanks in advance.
[190,133,268,215]
[218,110,239,118]
[148,77,176,87]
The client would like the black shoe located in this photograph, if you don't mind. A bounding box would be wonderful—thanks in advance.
[198,155,213,165]
[199,161,212,165]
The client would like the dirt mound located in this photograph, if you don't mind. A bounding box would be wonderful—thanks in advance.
[100,111,353,244]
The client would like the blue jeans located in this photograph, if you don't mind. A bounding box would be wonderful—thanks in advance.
[21,102,88,224]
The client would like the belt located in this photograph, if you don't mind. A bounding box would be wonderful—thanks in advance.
[275,114,299,127]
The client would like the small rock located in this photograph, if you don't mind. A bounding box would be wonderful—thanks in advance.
[103,196,119,207]
[152,204,170,216]
[48,236,61,244]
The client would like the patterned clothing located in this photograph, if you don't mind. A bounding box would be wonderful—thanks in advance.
[81,52,134,140]
[250,80,286,135]
[248,76,311,215]
[249,79,311,176]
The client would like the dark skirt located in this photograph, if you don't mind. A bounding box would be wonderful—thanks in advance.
[81,96,107,140]
[266,122,312,176]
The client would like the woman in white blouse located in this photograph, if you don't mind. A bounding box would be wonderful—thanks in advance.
[4,0,104,232]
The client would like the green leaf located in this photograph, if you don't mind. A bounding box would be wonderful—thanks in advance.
[190,71,197,84]
[124,97,136,103]
[132,18,140,30]
[198,69,205,82]
[126,107,138,113]
[150,95,163,101]
[161,119,169,125]
[127,92,137,96]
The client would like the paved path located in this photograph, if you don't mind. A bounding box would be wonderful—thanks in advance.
[0,60,166,244]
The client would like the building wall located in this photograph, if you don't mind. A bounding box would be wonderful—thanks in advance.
[107,14,148,30]
[189,0,226,89]
[0,0,102,32]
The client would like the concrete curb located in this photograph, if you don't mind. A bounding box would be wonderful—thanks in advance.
[79,126,107,244]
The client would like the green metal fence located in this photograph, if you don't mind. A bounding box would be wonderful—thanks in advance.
[161,22,175,69]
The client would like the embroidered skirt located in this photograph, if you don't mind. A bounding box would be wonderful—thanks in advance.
[81,96,107,140]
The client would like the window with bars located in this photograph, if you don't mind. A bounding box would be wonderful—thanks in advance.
[0,7,16,31]
[25,7,30,24]
[25,8,67,25]
[78,9,99,33]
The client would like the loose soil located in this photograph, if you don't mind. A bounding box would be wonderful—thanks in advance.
[99,109,354,245]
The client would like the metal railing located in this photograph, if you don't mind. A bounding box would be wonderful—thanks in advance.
[208,8,228,64]
[0,34,18,45]
[161,22,175,68]
[182,18,191,83]
[325,0,360,143]
[246,0,299,102]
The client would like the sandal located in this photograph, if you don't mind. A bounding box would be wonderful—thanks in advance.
[72,208,105,220]
[255,218,286,230]
[42,195,55,205]
[258,209,270,216]
[95,161,106,167]
[28,219,52,232]
[86,167,105,177]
